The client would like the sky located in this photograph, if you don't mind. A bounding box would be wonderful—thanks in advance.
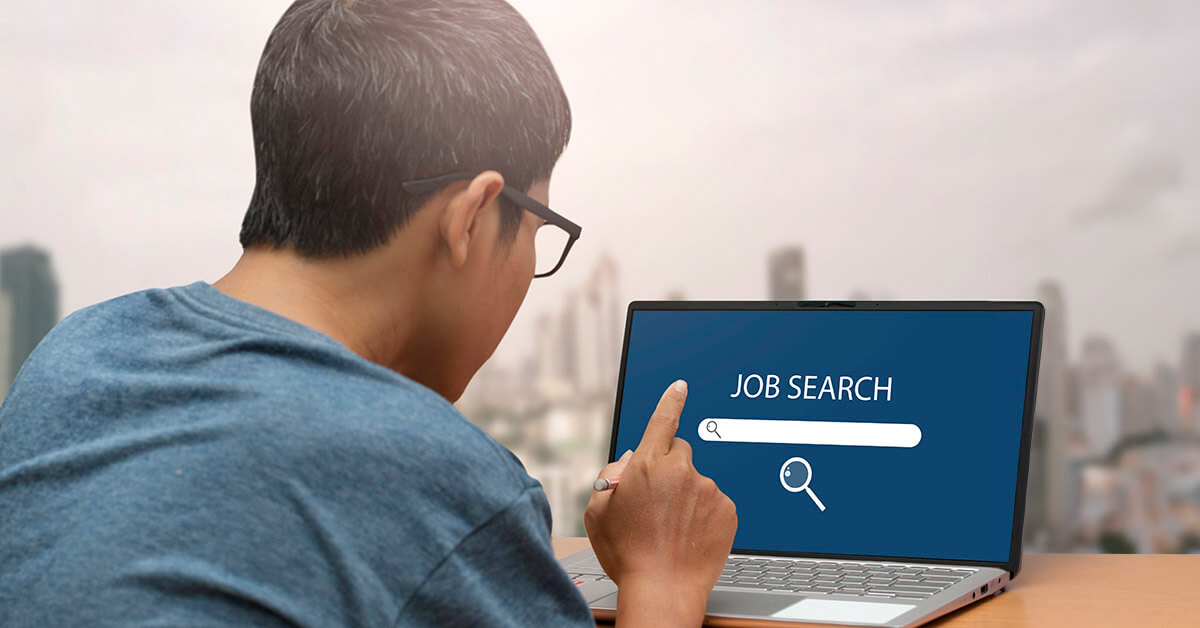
[2,0,1198,374]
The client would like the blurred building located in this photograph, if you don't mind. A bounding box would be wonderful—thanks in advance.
[768,245,805,301]
[0,244,59,387]
[532,312,571,399]
[1183,333,1200,432]
[1152,363,1181,434]
[0,290,11,401]
[567,256,621,396]
[1030,279,1079,551]
[1120,375,1156,437]
[539,255,621,399]
[1079,336,1123,457]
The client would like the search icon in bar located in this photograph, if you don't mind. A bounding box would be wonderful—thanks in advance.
[697,418,922,448]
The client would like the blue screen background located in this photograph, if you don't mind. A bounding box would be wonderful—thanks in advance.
[613,309,1033,564]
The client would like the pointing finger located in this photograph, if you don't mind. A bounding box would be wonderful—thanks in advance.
[636,380,688,457]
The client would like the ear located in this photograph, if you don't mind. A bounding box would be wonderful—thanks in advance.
[439,171,505,269]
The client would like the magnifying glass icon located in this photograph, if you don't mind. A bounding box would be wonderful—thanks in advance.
[779,456,826,511]
[705,420,721,439]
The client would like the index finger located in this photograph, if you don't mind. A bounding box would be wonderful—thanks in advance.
[636,380,688,457]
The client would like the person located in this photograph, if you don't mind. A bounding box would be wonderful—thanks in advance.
[0,1,737,626]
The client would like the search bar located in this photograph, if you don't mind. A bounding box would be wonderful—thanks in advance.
[698,418,922,448]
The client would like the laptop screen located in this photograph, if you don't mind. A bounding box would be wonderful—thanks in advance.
[611,307,1036,565]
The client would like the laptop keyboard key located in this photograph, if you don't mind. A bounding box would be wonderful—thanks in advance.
[885,585,942,594]
[719,582,769,590]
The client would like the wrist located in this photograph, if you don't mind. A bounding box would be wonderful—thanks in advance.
[615,573,709,628]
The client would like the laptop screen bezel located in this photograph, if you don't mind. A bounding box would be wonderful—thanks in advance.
[607,300,1044,577]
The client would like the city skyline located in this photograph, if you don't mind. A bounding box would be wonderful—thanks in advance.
[2,239,1195,409]
[3,241,1198,549]
[1,234,1195,387]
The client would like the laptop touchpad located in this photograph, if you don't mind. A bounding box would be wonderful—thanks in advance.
[771,598,916,624]
[705,589,800,616]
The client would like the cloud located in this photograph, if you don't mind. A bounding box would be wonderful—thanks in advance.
[1166,230,1200,261]
[1074,153,1184,225]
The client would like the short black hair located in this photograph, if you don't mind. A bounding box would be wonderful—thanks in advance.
[240,0,572,257]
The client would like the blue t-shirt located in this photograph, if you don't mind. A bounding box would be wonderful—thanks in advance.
[0,282,592,627]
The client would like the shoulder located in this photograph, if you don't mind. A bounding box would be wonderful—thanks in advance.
[4,287,177,400]
[26,287,162,347]
[15,285,206,371]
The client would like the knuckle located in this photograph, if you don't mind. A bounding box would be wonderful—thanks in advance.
[633,457,650,475]
[676,456,694,475]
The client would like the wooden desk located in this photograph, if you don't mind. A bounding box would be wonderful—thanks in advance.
[553,537,1200,627]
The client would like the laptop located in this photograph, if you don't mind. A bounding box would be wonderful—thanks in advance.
[559,300,1044,627]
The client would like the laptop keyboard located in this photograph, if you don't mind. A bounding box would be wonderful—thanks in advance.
[568,555,975,601]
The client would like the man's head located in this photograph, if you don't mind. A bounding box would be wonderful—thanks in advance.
[233,0,572,399]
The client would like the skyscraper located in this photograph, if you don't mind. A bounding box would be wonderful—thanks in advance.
[1184,333,1200,390]
[588,255,621,392]
[0,245,59,383]
[768,246,805,301]
[1079,335,1122,456]
[563,255,621,395]
[535,256,622,397]
[1035,280,1075,550]
[1142,362,1180,432]
[1182,332,1200,432]
[1151,363,1180,434]
[533,312,572,399]
[1120,376,1155,437]
[0,290,11,401]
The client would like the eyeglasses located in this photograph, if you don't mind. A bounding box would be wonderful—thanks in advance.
[401,172,581,278]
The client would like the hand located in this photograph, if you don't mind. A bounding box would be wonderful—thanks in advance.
[584,380,738,627]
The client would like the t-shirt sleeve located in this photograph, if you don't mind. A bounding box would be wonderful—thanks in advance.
[394,486,594,628]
